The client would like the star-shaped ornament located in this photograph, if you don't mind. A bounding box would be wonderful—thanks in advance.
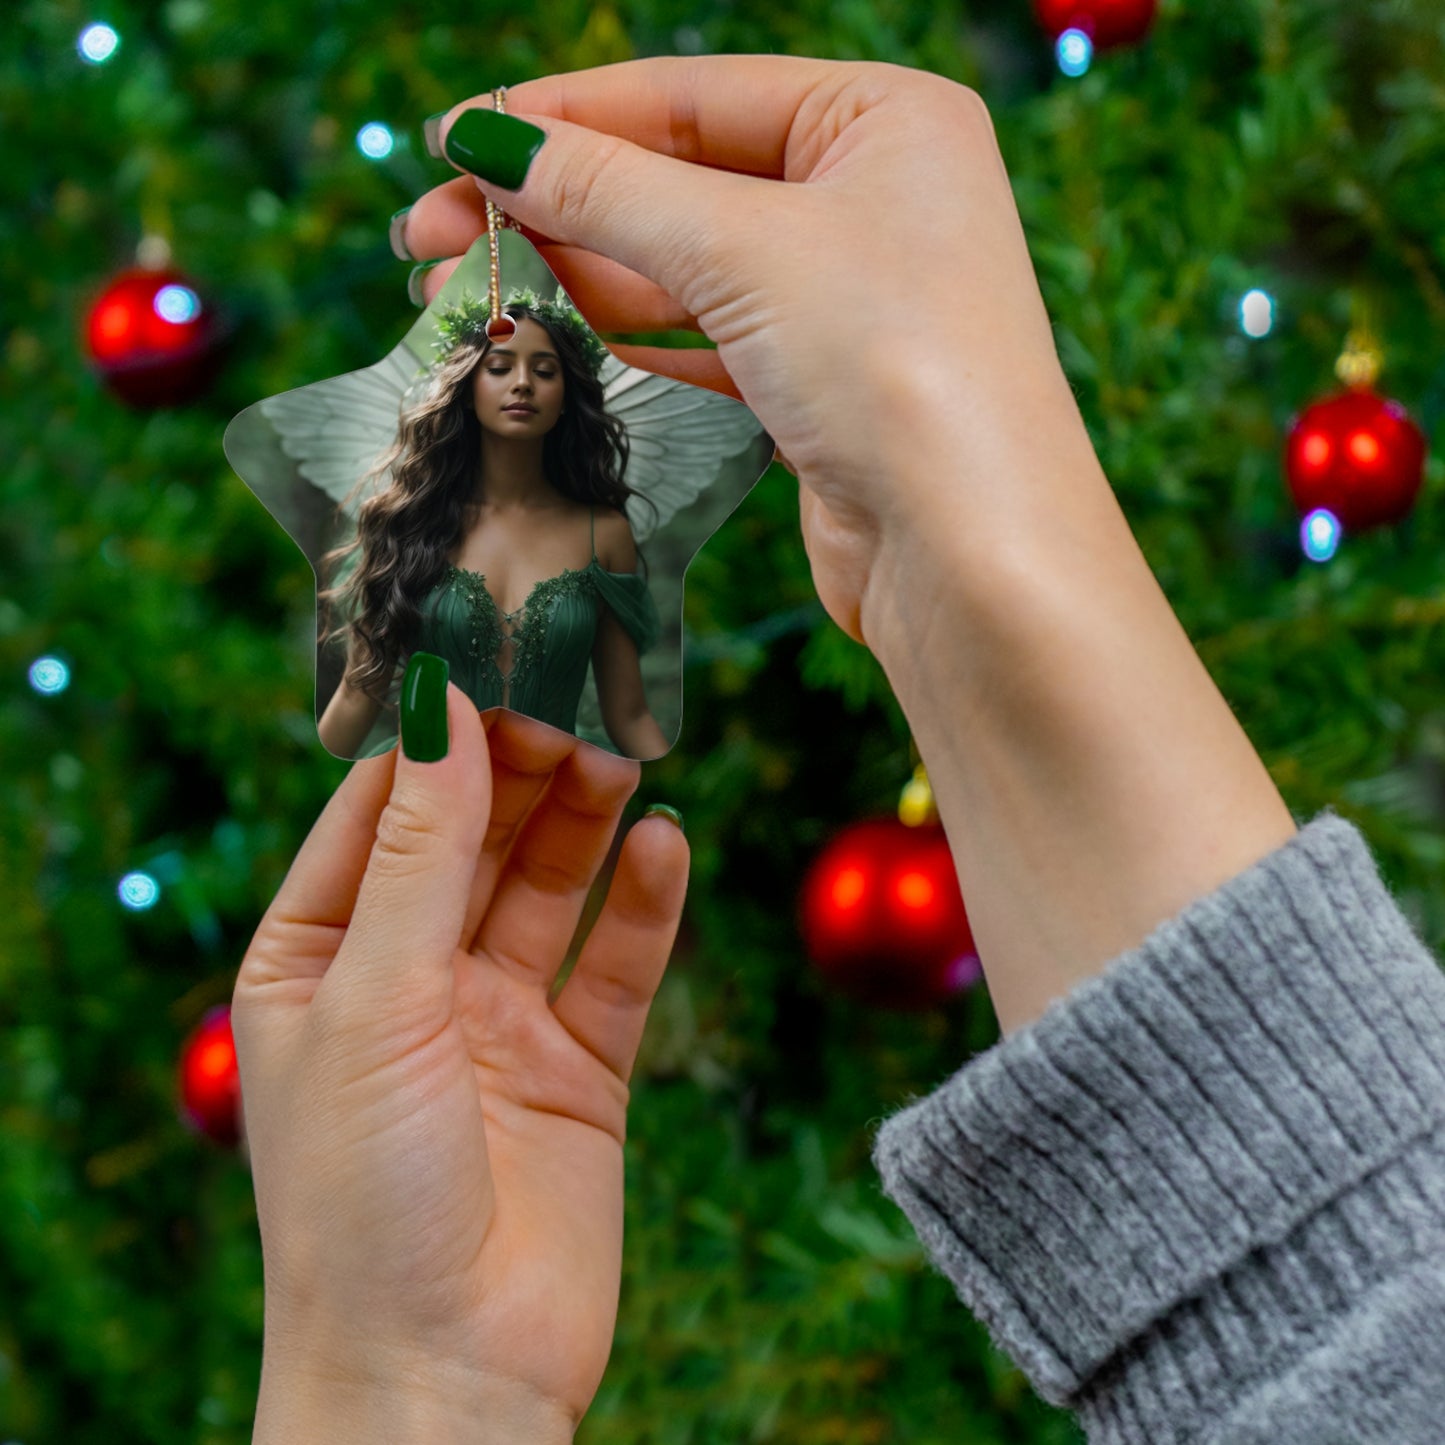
[224,231,773,761]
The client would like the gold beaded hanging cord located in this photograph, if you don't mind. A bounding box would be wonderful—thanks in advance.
[484,87,517,345]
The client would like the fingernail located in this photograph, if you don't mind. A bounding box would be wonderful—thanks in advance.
[644,803,684,835]
[596,330,719,353]
[401,651,449,762]
[423,112,447,160]
[443,107,546,191]
[407,259,444,308]
[389,206,413,262]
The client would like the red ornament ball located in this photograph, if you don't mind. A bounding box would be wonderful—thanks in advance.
[84,266,224,408]
[178,1004,242,1149]
[1032,0,1158,50]
[798,817,981,1011]
[1285,387,1428,533]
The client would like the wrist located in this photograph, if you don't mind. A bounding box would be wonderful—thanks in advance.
[854,414,1294,1037]
[254,1344,576,1445]
[856,378,1117,693]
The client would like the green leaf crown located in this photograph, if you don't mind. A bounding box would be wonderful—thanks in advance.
[432,285,609,379]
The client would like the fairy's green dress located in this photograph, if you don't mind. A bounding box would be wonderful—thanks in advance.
[360,506,660,757]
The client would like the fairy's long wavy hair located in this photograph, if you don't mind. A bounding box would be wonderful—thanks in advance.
[317,303,657,708]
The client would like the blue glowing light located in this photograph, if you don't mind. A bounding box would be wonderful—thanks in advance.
[153,284,201,324]
[28,657,70,694]
[1239,289,1275,339]
[78,23,120,64]
[357,123,395,159]
[1056,28,1093,77]
[118,871,161,910]
[1301,508,1342,563]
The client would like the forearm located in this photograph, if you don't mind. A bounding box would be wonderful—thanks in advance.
[859,398,1297,1038]
[608,707,669,761]
[317,678,385,757]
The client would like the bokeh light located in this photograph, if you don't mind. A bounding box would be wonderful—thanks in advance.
[154,284,201,324]
[356,122,395,159]
[830,865,867,910]
[1057,29,1093,77]
[946,952,983,992]
[28,657,70,694]
[1239,288,1275,339]
[1301,508,1342,563]
[78,23,120,64]
[894,870,936,911]
[118,872,161,910]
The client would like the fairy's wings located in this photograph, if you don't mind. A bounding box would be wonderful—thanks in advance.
[255,345,428,518]
[600,354,771,543]
[252,343,768,541]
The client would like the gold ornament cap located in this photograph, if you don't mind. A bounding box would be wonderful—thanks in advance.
[898,763,938,827]
[1335,329,1382,390]
[1335,295,1383,390]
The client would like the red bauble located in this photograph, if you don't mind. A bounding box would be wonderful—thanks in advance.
[178,1005,242,1148]
[798,818,981,1011]
[1033,0,1158,50]
[1284,387,1428,533]
[84,266,224,407]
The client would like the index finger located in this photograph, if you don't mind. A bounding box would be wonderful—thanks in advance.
[443,54,858,181]
[265,752,398,929]
[236,748,398,998]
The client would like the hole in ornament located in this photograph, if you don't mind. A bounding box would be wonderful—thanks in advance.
[486,314,517,344]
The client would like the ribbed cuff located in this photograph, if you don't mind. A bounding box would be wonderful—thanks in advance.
[870,810,1445,1437]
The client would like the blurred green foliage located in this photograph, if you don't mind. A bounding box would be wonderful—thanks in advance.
[3,0,1445,1440]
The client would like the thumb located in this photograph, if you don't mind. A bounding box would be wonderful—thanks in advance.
[438,104,762,323]
[327,654,492,1024]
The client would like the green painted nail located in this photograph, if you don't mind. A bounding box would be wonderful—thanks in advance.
[597,329,719,353]
[407,259,444,308]
[401,651,449,762]
[644,803,684,835]
[388,206,413,262]
[443,107,546,191]
[423,112,447,159]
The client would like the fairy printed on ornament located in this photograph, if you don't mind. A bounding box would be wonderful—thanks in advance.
[224,230,773,762]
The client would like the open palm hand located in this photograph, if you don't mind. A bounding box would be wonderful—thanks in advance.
[231,695,688,1435]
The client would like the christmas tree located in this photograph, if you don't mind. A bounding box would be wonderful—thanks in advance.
[3,1,1443,1441]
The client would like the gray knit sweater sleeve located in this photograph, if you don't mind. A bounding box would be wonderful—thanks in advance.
[870,810,1445,1443]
